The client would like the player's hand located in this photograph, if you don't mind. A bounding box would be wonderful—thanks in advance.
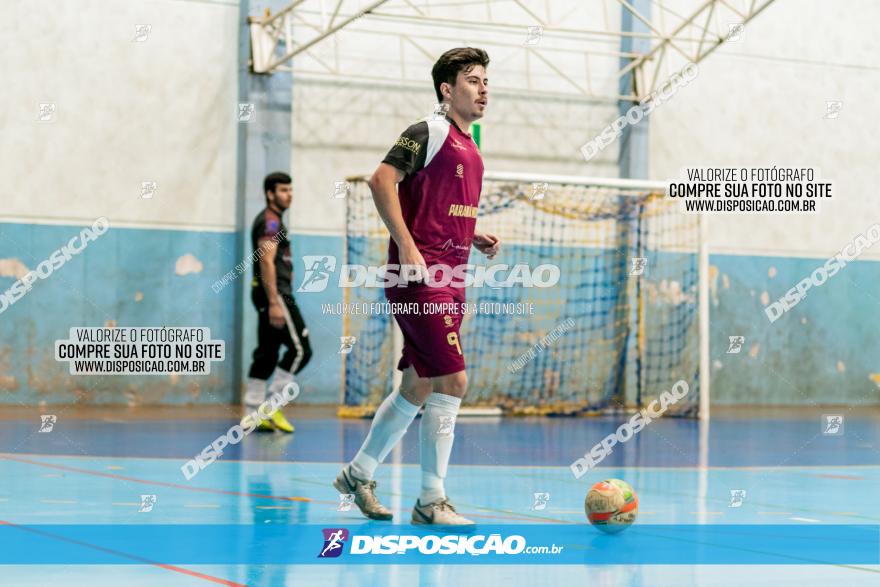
[473,232,500,260]
[399,244,429,284]
[268,301,286,329]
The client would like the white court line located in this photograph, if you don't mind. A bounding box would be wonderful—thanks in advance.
[0,216,235,233]
[5,451,879,471]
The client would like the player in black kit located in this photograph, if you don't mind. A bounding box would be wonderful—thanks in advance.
[243,172,312,432]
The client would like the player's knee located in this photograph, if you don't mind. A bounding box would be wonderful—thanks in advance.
[252,348,280,373]
[434,371,467,397]
[400,379,432,406]
[249,355,276,380]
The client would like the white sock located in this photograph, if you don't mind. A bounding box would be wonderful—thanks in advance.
[243,377,267,410]
[350,389,420,481]
[268,367,294,399]
[419,393,461,504]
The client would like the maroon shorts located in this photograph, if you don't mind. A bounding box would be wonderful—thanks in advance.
[387,288,465,378]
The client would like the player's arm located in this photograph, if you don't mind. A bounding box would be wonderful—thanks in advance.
[257,239,286,329]
[369,164,421,250]
[372,121,430,281]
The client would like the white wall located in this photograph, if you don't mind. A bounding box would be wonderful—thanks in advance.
[0,0,240,231]
[288,0,627,235]
[650,0,880,259]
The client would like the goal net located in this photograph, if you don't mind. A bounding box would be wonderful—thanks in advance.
[340,172,705,418]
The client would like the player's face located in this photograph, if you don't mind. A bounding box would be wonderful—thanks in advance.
[448,65,488,122]
[268,183,293,210]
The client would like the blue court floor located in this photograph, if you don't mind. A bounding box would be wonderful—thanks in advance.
[0,407,878,586]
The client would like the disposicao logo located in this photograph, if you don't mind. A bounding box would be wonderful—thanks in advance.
[318,528,348,558]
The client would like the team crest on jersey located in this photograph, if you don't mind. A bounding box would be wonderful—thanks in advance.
[455,164,464,178]
[443,315,453,327]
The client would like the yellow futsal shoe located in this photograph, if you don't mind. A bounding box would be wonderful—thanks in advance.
[241,412,275,432]
[256,418,276,432]
[267,409,294,433]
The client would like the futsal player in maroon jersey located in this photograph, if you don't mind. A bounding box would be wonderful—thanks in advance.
[334,47,500,526]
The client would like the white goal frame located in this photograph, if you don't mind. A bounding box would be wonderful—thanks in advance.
[346,171,710,419]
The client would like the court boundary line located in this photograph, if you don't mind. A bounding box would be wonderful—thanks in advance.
[5,453,880,528]
[0,454,322,504]
[0,454,574,524]
[3,451,879,471]
[0,519,248,586]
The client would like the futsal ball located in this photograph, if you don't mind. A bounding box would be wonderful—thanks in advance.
[584,479,638,534]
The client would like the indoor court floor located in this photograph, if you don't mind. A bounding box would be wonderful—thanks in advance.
[1,406,878,586]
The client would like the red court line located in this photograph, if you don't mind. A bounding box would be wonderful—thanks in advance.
[0,519,247,586]
[467,511,578,524]
[1,453,564,523]
[0,453,324,504]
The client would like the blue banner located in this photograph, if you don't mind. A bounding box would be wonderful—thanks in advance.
[0,524,877,565]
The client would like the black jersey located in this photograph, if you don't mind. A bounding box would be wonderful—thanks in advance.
[251,208,293,296]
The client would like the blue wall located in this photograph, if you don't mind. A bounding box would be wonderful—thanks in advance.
[2,222,877,406]
[0,222,238,404]
[0,225,343,406]
[709,253,880,405]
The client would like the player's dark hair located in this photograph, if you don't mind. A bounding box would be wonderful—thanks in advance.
[432,47,490,102]
[263,172,292,199]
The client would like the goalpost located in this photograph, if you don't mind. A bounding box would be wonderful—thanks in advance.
[339,171,709,419]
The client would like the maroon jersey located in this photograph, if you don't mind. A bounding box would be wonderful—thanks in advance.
[381,114,484,298]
